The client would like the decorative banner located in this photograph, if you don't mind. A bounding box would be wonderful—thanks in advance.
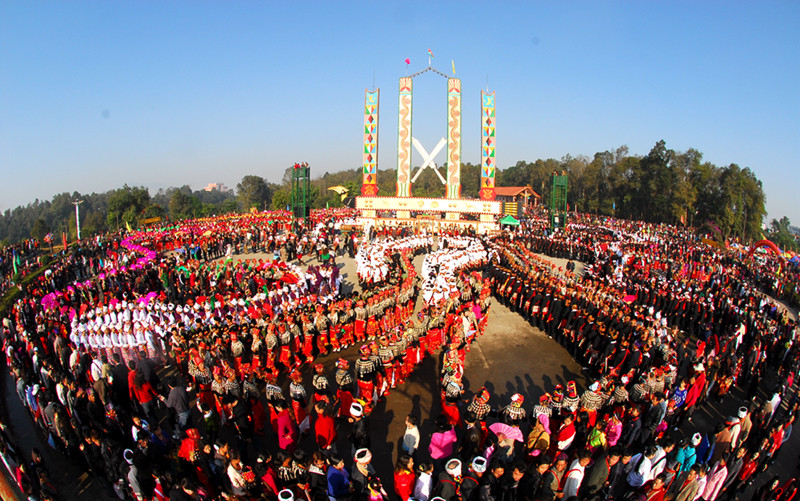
[356,196,501,214]
[361,89,380,196]
[446,78,462,199]
[480,90,496,201]
[396,77,413,197]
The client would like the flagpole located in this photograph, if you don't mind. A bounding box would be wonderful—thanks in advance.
[73,199,83,241]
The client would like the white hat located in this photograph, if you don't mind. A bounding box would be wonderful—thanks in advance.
[590,382,600,392]
[738,406,748,419]
[350,402,363,417]
[278,489,294,501]
[445,458,462,477]
[471,457,487,473]
[693,363,704,372]
[691,433,702,446]
[621,376,629,384]
[354,448,372,464]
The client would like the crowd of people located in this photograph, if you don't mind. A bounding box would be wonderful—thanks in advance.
[0,209,798,501]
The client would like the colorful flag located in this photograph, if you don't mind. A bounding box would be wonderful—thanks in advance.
[404,58,410,65]
[427,48,434,58]
[451,59,456,74]
[12,249,18,274]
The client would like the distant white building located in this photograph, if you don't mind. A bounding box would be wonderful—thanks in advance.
[203,183,231,192]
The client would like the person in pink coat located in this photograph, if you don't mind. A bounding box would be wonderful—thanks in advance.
[605,411,623,447]
[428,415,457,472]
[275,400,299,453]
[702,458,728,501]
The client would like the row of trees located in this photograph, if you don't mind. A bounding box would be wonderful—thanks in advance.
[501,141,768,243]
[0,140,790,248]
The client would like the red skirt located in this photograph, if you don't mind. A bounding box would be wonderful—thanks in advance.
[441,395,460,427]
[342,323,355,345]
[357,379,374,402]
[329,328,340,350]
[279,346,293,366]
[292,399,308,427]
[316,330,328,353]
[366,318,379,338]
[355,319,366,340]
[337,389,354,418]
[251,398,266,435]
[302,336,314,359]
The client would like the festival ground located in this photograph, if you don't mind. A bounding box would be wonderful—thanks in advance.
[2,249,798,500]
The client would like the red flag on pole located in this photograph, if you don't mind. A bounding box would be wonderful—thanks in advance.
[62,232,68,252]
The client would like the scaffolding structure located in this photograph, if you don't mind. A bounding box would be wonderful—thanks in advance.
[291,163,311,227]
[549,172,568,232]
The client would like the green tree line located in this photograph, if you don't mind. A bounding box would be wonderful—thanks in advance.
[0,140,786,247]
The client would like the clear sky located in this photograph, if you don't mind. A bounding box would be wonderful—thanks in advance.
[1,1,798,223]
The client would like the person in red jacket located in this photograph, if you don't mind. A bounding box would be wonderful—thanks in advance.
[551,412,576,455]
[766,423,785,466]
[725,450,760,498]
[393,454,415,501]
[313,401,337,452]
[257,451,280,498]
[131,369,162,422]
[640,474,668,501]
[680,371,704,426]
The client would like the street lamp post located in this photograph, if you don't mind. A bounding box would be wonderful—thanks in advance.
[73,200,84,241]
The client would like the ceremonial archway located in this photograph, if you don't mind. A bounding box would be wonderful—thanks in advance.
[395,67,461,199]
[360,61,497,202]
[748,239,781,258]
[747,238,786,272]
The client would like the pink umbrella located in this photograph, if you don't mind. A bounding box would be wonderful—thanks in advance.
[623,294,636,303]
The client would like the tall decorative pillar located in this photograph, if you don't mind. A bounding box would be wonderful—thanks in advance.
[396,77,413,197]
[446,78,462,199]
[479,90,496,200]
[361,89,380,196]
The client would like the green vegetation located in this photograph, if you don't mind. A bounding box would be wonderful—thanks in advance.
[0,255,53,316]
[0,141,777,244]
[500,141,767,242]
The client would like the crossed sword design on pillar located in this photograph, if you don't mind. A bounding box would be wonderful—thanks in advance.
[410,137,448,185]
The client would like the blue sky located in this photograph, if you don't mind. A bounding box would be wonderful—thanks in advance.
[1,1,798,223]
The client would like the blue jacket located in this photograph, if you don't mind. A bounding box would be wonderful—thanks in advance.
[675,445,697,473]
[327,466,350,499]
